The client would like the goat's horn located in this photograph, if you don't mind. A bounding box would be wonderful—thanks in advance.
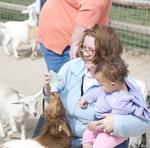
[32,89,42,98]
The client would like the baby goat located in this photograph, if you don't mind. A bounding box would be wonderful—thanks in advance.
[0,85,38,139]
[35,92,72,148]
[0,3,39,59]
[0,92,72,148]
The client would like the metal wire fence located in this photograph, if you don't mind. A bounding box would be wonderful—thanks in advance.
[111,0,150,53]
[0,0,150,53]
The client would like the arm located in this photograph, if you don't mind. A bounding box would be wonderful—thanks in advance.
[95,92,150,136]
[112,97,150,136]
[42,73,51,102]
[70,0,112,59]
[69,24,86,59]
[112,95,150,121]
[113,114,150,137]
[95,114,150,137]
[43,61,71,102]
[82,87,101,104]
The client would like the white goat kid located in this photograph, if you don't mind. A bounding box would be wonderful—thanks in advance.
[0,85,39,139]
[0,3,38,59]
[22,3,38,26]
[0,140,44,148]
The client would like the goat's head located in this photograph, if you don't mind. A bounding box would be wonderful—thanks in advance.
[23,96,38,117]
[22,3,38,26]
[11,96,38,117]
[44,92,71,137]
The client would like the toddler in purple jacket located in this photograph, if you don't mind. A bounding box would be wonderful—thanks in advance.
[80,57,150,148]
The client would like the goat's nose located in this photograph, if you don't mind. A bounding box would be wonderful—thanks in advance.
[33,113,37,117]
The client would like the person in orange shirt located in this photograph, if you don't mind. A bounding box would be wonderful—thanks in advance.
[38,0,112,72]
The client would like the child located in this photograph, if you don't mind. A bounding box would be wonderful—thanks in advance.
[80,57,150,148]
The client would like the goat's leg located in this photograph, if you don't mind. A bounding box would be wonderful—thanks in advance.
[2,114,9,128]
[20,121,26,139]
[30,41,38,59]
[2,37,11,56]
[12,39,21,60]
[7,117,17,138]
[0,120,5,137]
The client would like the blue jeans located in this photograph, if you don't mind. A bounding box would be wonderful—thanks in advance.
[39,43,70,72]
[116,139,129,148]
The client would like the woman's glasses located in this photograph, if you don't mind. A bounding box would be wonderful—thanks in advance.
[80,46,95,55]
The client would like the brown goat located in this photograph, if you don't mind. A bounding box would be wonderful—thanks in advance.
[35,92,72,148]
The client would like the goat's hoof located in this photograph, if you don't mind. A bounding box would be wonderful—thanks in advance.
[3,123,9,128]
[7,53,11,56]
[30,55,38,60]
[21,135,26,139]
[4,51,11,56]
[15,56,21,60]
[0,133,6,138]
[31,56,35,60]
[7,131,17,137]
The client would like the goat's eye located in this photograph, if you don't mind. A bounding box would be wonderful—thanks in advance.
[25,104,29,107]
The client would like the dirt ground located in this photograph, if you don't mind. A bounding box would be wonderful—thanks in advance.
[0,45,150,146]
[0,45,46,144]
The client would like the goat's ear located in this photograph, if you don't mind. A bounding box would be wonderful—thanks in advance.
[11,100,24,104]
[21,9,28,14]
[53,92,59,98]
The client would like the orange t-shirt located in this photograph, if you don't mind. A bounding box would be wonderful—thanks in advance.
[38,0,112,55]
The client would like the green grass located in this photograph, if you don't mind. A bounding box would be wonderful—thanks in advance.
[0,0,34,5]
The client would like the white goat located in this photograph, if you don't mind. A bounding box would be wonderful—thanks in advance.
[0,85,39,139]
[0,3,39,59]
[0,92,72,148]
[22,3,39,27]
[0,140,44,148]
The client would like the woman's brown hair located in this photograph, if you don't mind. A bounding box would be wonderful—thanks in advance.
[78,24,123,64]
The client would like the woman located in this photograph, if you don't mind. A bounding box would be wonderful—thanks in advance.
[43,24,150,148]
[38,0,112,71]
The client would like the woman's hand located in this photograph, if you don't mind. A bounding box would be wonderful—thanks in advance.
[69,46,78,59]
[43,73,51,96]
[95,114,114,133]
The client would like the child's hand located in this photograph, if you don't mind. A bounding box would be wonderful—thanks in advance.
[87,121,97,131]
[80,99,88,109]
